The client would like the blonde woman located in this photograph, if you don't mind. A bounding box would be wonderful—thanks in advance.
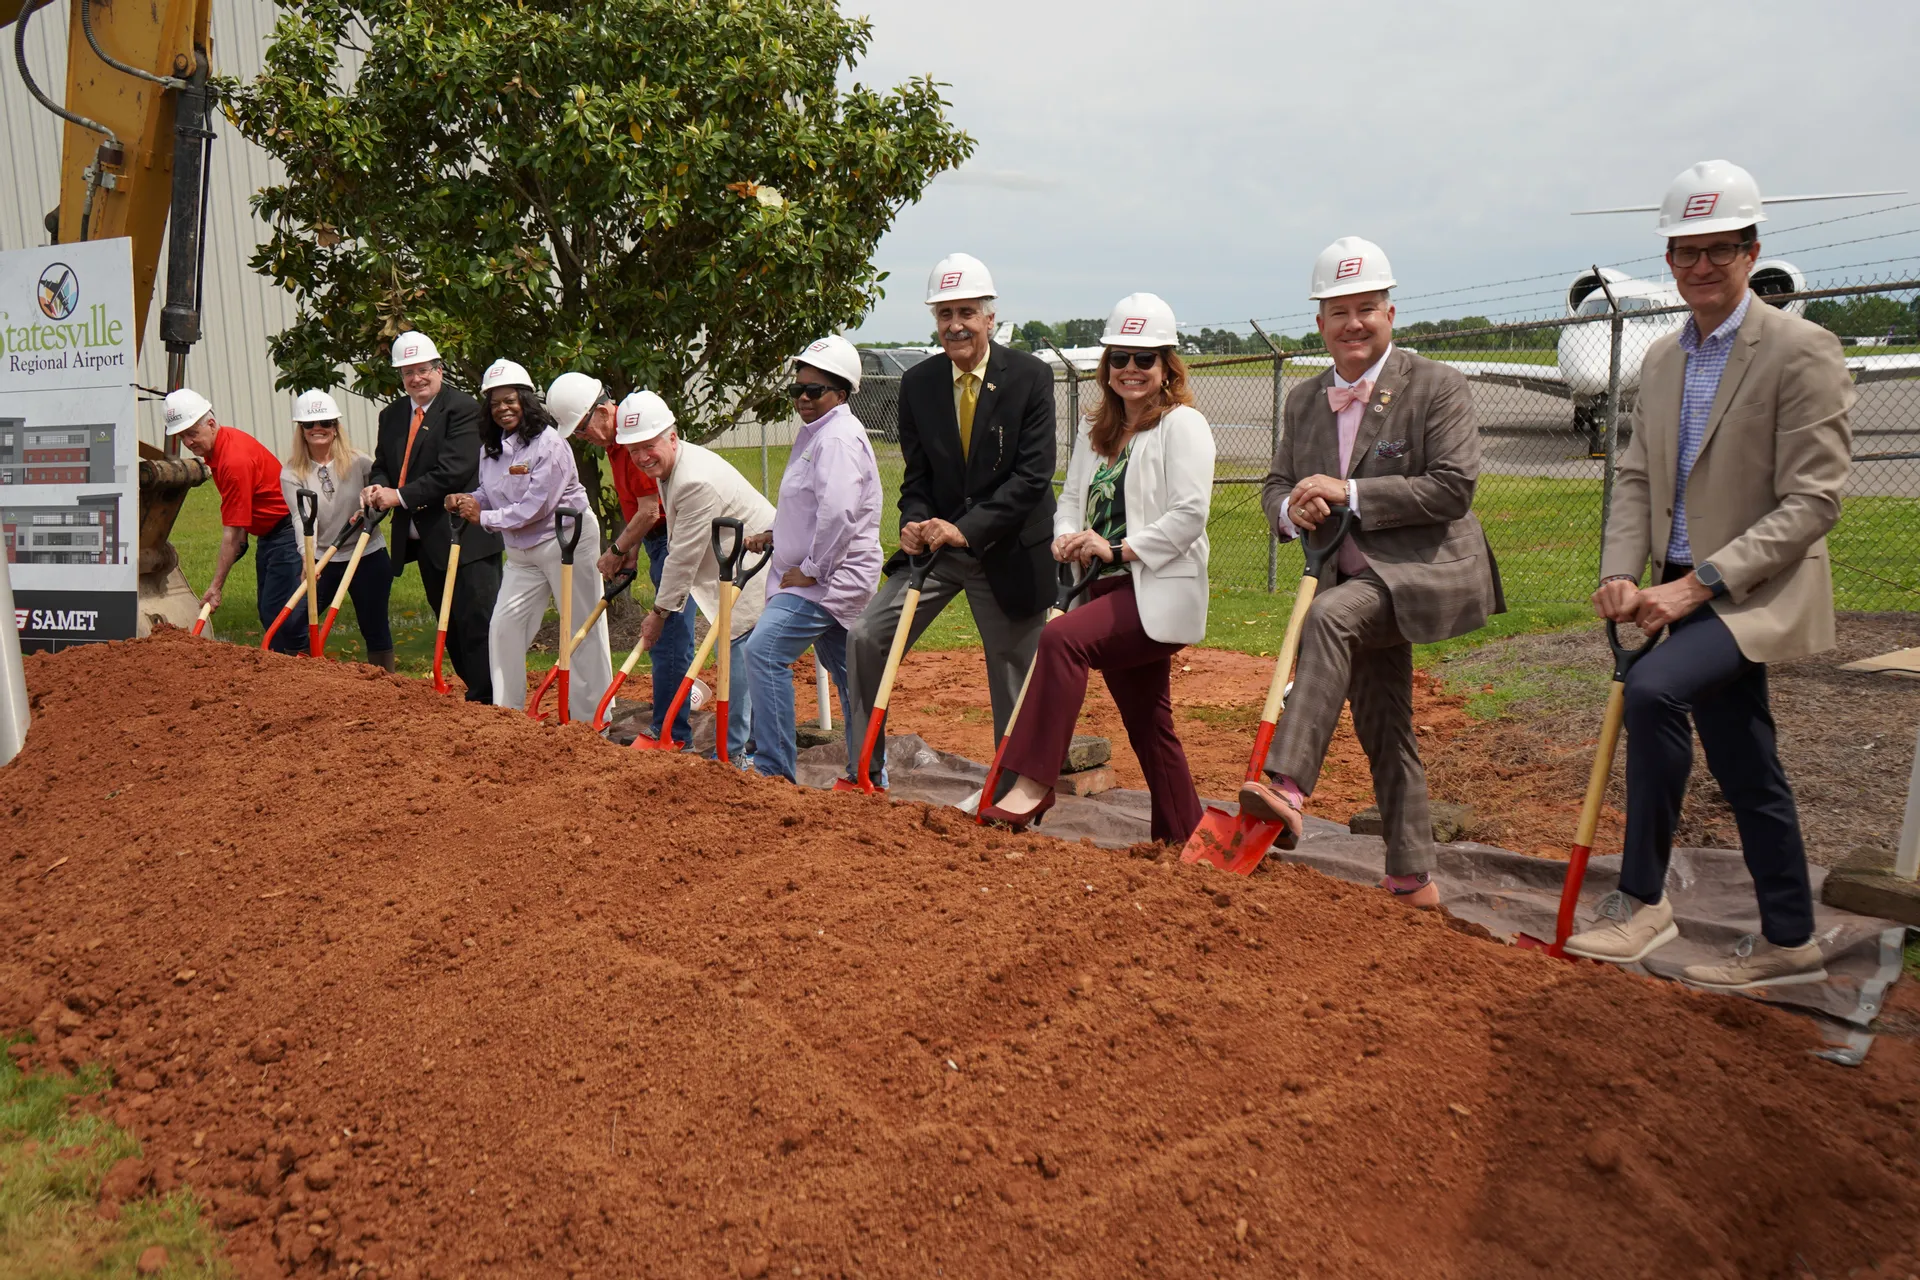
[278,390,394,670]
[979,293,1214,841]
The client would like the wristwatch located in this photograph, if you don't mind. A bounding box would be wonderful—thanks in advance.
[1108,539,1126,564]
[1694,561,1728,597]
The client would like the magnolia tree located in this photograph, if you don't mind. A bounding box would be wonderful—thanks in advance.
[225,0,972,451]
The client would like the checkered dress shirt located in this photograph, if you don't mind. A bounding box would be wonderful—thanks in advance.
[1667,291,1752,565]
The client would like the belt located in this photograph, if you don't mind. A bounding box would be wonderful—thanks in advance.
[261,514,293,539]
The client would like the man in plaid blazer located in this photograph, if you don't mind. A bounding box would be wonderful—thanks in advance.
[1241,237,1504,905]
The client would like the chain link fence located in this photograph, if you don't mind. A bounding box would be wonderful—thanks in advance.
[841,279,1918,612]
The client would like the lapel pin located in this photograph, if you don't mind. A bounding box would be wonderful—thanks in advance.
[1379,390,1392,405]
[1372,404,1384,413]
[986,382,997,392]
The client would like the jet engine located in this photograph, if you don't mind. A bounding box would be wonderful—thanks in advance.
[1750,259,1807,315]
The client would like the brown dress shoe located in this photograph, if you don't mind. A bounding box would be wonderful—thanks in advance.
[1235,781,1303,850]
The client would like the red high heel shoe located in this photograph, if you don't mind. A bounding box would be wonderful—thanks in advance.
[978,787,1056,832]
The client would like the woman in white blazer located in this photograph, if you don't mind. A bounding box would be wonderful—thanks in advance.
[979,293,1215,840]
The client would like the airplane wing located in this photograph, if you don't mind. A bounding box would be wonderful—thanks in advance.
[1426,358,1570,400]
[1846,352,1920,385]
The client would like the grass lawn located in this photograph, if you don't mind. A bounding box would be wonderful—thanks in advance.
[0,1040,225,1277]
[172,438,1913,676]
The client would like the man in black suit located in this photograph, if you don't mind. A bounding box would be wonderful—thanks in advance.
[845,254,1057,785]
[360,330,503,701]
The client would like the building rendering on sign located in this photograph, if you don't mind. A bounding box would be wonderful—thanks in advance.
[0,419,121,486]
[1,493,124,565]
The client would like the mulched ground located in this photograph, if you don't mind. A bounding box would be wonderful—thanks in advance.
[4,631,1920,1279]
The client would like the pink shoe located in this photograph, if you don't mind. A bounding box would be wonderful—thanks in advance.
[1381,873,1440,909]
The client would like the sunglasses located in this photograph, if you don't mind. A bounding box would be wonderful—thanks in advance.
[303,420,339,431]
[788,382,837,400]
[1666,242,1750,268]
[1106,350,1160,370]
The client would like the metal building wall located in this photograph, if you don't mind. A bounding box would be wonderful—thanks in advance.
[0,0,383,460]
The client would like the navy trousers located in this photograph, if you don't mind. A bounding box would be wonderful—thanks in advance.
[256,520,306,656]
[1618,580,1814,946]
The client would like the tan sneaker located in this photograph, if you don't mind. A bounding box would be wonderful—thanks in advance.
[1561,890,1678,964]
[1682,936,1828,990]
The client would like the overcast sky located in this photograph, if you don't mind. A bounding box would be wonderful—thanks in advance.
[843,0,1920,342]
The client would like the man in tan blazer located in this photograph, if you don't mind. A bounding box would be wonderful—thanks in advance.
[1564,161,1853,988]
[1240,237,1504,905]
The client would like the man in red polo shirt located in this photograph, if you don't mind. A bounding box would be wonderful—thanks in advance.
[167,388,304,654]
[546,372,694,744]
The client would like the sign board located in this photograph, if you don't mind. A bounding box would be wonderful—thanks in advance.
[0,238,139,652]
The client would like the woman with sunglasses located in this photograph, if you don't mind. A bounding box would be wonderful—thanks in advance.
[445,359,613,720]
[742,335,884,782]
[279,390,394,670]
[978,294,1214,841]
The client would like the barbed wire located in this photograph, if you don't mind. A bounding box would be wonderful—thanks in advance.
[1185,199,1920,332]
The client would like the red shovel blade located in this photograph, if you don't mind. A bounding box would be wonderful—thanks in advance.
[317,606,342,654]
[1180,803,1289,877]
[528,666,559,720]
[831,777,881,794]
[431,631,453,694]
[259,605,292,650]
[591,672,627,732]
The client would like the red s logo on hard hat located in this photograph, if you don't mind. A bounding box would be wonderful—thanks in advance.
[401,343,419,359]
[939,272,963,290]
[1683,193,1720,219]
[1119,317,1146,335]
[1335,258,1363,280]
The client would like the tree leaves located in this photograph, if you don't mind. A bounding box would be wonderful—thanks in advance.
[221,0,973,449]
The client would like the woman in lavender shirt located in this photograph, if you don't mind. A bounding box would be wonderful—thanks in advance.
[445,360,612,720]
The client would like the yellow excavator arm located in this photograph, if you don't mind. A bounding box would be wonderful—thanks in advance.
[5,0,219,631]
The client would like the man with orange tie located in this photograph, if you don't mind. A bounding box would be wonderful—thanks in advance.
[361,330,501,700]
[1238,238,1503,906]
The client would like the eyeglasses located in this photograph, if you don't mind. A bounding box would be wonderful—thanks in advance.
[1667,242,1750,268]
[1106,350,1160,370]
[788,382,836,400]
[303,420,339,431]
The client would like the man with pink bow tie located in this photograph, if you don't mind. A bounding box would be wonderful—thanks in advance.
[1239,237,1504,906]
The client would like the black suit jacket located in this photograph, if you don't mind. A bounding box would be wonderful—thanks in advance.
[893,342,1057,618]
[369,386,503,572]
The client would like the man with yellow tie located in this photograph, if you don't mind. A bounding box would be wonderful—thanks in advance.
[845,253,1059,786]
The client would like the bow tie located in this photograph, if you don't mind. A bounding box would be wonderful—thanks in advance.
[1327,380,1375,413]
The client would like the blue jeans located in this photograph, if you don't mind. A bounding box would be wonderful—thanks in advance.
[256,520,305,656]
[745,593,853,783]
[641,527,698,744]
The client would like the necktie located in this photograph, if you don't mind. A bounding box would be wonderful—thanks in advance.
[958,372,980,460]
[1326,379,1374,414]
[397,405,425,488]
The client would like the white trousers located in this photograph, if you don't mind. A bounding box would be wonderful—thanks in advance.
[489,508,613,721]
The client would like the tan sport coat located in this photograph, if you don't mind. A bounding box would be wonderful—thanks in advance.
[1261,347,1504,644]
[1601,294,1853,664]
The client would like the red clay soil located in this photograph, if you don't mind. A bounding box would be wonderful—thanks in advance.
[811,648,1607,855]
[6,631,1920,1280]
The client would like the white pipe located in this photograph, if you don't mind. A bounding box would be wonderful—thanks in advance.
[1896,719,1920,881]
[0,557,29,767]
[816,658,831,731]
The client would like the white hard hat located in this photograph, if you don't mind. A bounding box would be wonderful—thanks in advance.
[162,388,213,436]
[546,372,605,438]
[1658,159,1766,238]
[614,390,675,445]
[925,252,997,305]
[292,390,342,422]
[793,334,862,394]
[1101,293,1179,348]
[1309,236,1397,301]
[389,330,442,368]
[479,358,535,395]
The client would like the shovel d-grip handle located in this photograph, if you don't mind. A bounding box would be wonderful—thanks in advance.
[602,565,639,603]
[711,517,746,583]
[905,549,943,591]
[1054,559,1101,612]
[555,508,585,565]
[1606,619,1663,682]
[447,510,466,540]
[296,487,319,537]
[1299,502,1356,578]
[736,538,773,589]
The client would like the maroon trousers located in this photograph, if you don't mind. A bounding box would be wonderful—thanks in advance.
[1000,575,1203,844]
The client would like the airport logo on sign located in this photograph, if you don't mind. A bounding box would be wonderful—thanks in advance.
[37,262,78,321]
[939,272,964,290]
[1335,258,1363,280]
[1683,192,1720,219]
[12,609,26,632]
[1119,317,1146,335]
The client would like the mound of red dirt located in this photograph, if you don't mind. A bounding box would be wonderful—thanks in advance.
[4,632,1918,1279]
